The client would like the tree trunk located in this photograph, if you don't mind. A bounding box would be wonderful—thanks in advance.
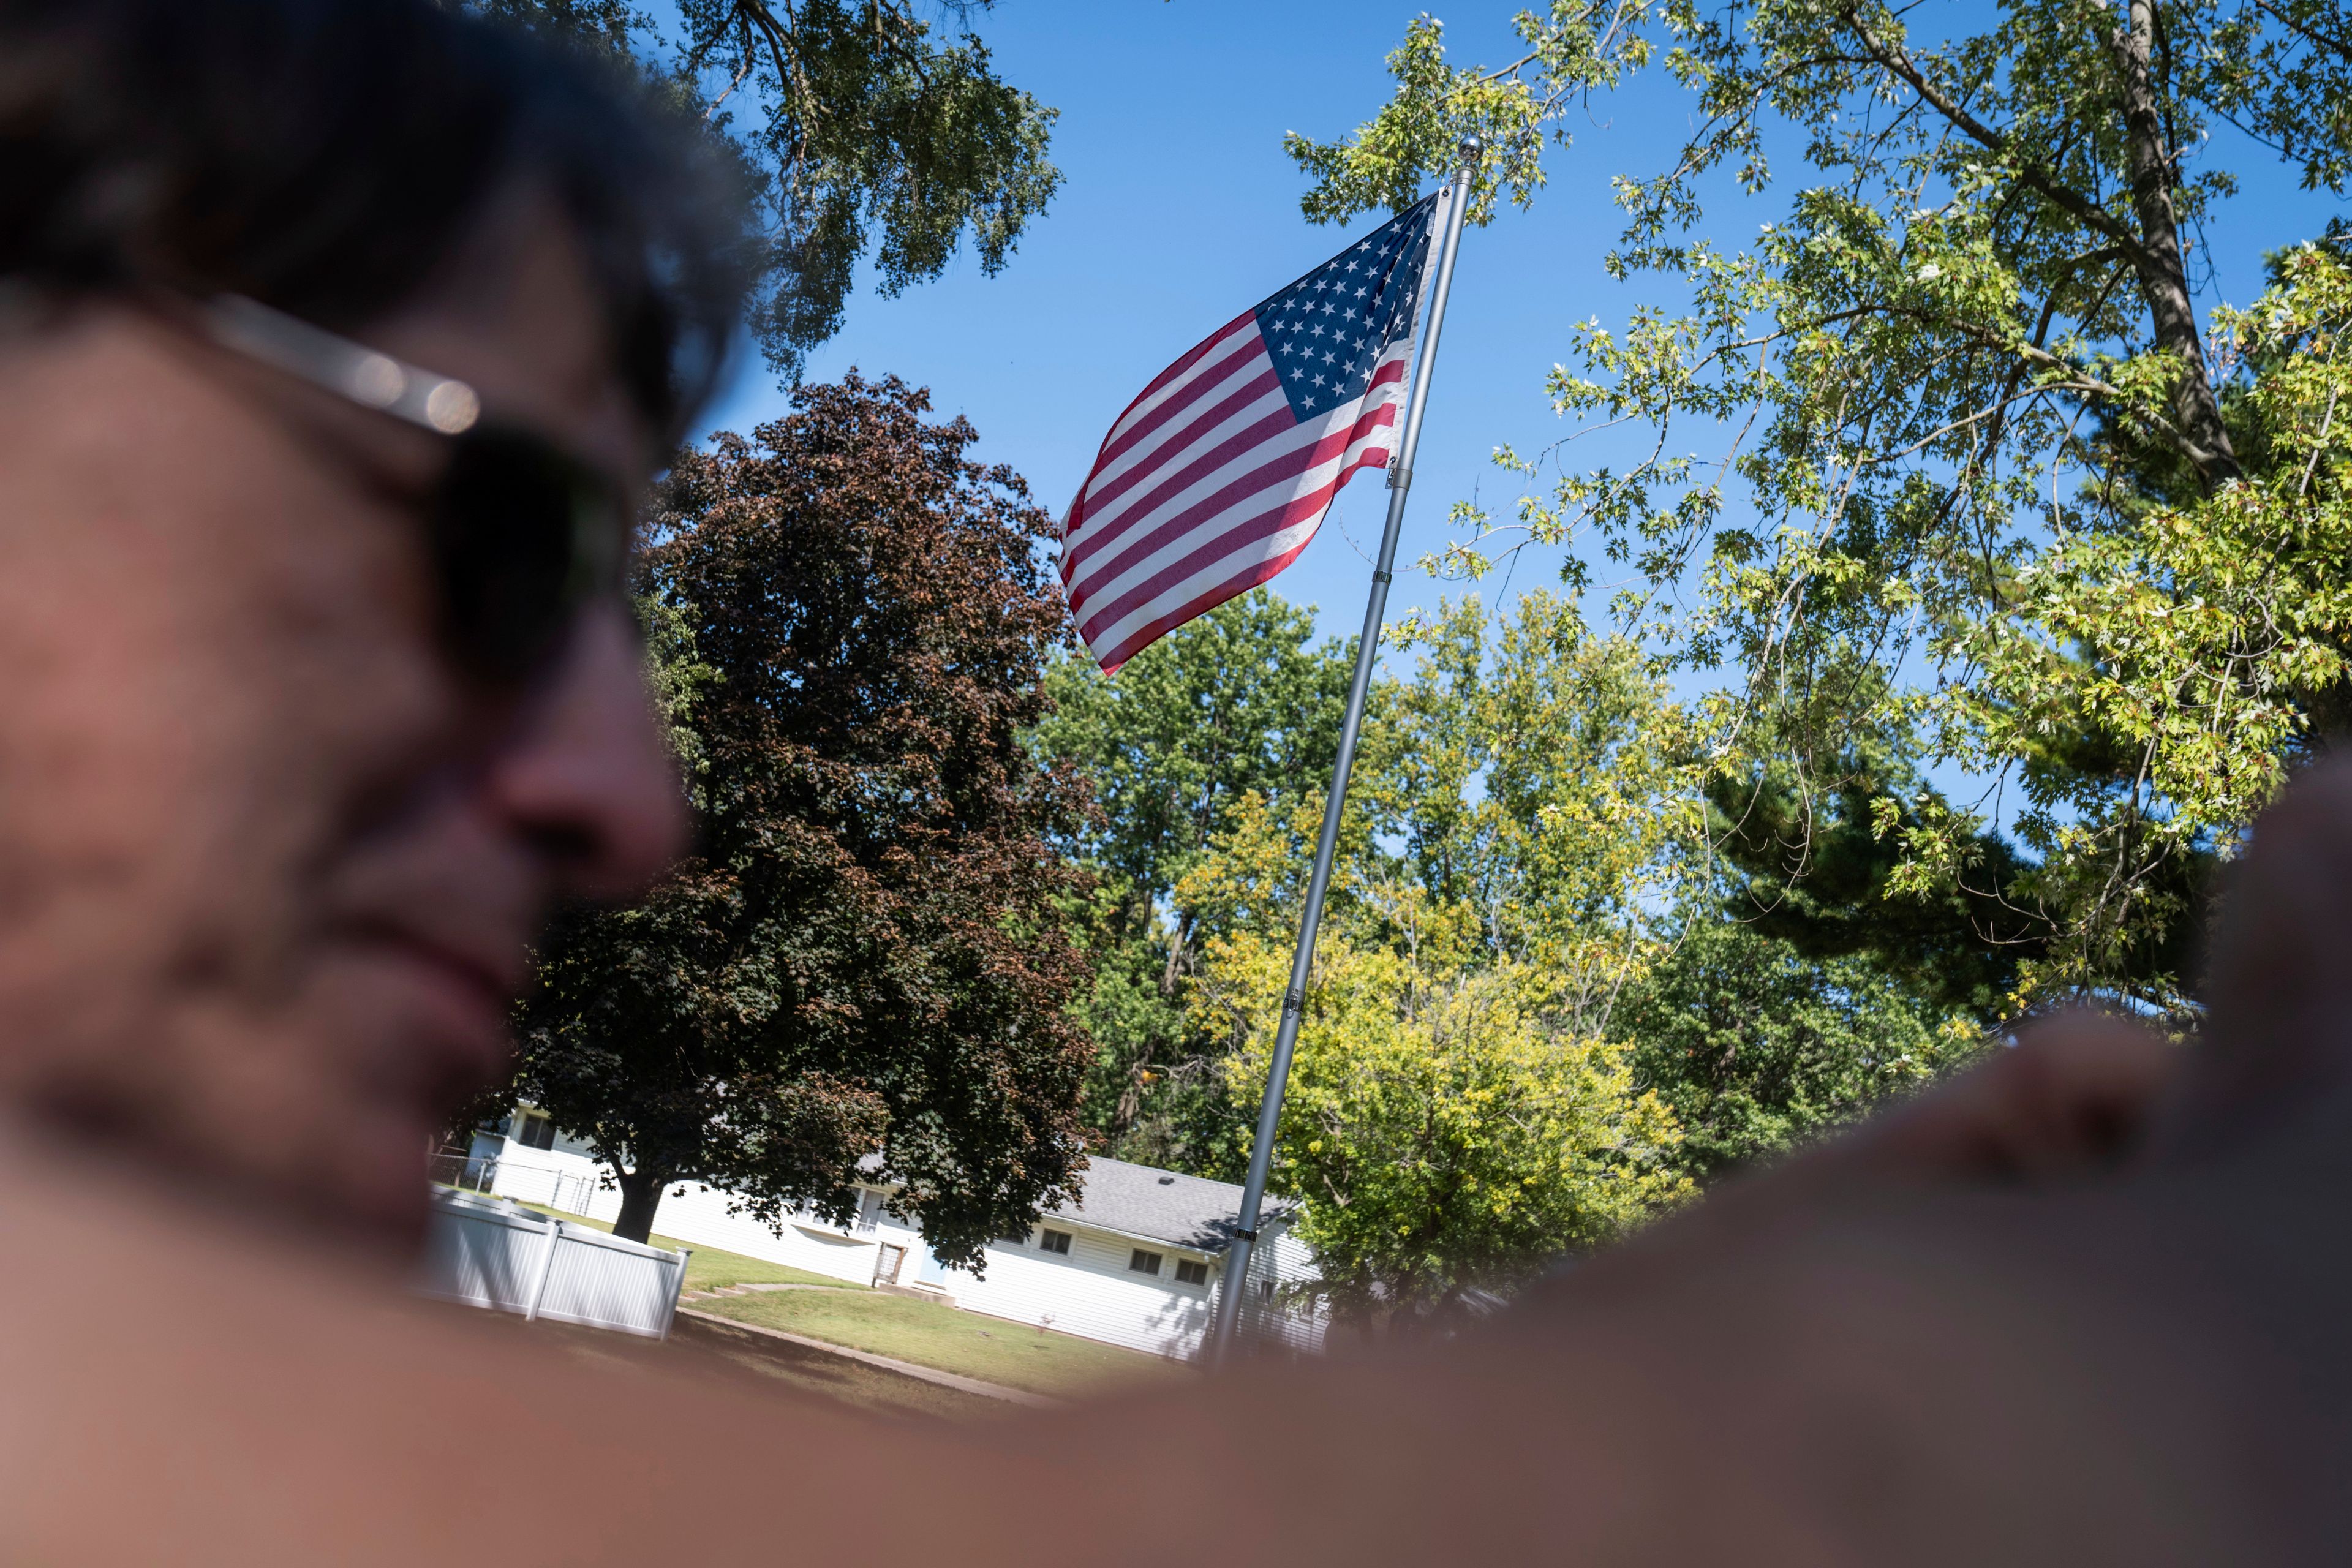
[614,1166,668,1243]
[1115,1066,1144,1134]
[1159,914,1191,997]
[2113,0,2239,486]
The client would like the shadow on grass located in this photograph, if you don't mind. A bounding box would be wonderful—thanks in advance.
[457,1306,1017,1425]
[692,1288,1195,1400]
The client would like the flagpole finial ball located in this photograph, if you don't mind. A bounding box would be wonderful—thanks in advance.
[1455,135,1485,167]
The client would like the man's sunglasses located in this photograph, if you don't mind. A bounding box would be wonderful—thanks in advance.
[198,295,631,687]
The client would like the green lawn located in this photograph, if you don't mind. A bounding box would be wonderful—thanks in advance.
[692,1286,1190,1398]
[491,1197,862,1294]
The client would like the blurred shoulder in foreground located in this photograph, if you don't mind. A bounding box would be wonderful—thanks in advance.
[11,754,2352,1562]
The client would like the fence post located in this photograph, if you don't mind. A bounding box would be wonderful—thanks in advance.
[522,1214,562,1323]
[659,1248,692,1341]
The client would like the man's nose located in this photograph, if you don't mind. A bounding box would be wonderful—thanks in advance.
[483,601,689,901]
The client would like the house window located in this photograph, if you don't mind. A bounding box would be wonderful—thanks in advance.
[511,1110,555,1152]
[1129,1249,1163,1276]
[1039,1229,1072,1255]
[996,1229,1030,1246]
[1175,1258,1209,1287]
[1258,1279,1276,1300]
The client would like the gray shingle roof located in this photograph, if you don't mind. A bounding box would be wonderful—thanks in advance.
[1042,1156,1294,1254]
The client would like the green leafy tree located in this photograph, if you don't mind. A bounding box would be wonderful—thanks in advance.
[1184,592,1700,1325]
[1033,592,1351,1167]
[1291,0,2352,1019]
[1362,594,1702,1013]
[1619,921,1981,1179]
[513,375,1093,1254]
[461,0,1060,379]
[1702,709,2054,1024]
[1204,888,1690,1333]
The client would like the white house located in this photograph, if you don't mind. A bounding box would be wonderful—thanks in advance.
[459,1110,1327,1362]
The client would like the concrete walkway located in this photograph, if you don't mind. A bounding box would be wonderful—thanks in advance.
[674,1306,1063,1409]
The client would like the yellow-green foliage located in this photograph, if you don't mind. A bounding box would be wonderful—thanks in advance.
[1182,592,1698,1324]
[1199,910,1690,1325]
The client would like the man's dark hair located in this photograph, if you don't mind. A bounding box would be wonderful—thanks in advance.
[0,0,746,444]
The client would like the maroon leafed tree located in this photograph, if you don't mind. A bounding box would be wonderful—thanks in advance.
[513,373,1095,1256]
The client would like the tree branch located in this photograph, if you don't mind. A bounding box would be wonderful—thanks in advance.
[1841,3,2236,483]
[2105,0,2239,482]
[2250,0,2352,64]
[1839,9,2155,274]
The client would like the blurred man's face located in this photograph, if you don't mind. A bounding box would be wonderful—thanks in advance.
[0,195,685,1241]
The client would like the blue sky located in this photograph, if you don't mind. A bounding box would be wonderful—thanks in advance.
[696,0,2337,663]
[695,1,1679,653]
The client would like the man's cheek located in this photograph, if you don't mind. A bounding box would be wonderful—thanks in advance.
[313,1104,438,1248]
[304,949,514,1109]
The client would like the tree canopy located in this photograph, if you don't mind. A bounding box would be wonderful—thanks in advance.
[1183,593,1702,1325]
[1618,921,1980,1178]
[1038,578,1966,1311]
[1293,0,2352,1020]
[512,375,1093,1257]
[461,0,1060,380]
[1033,593,1352,1166]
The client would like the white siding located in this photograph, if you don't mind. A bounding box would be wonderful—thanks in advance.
[616,1177,886,1284]
[935,1219,1327,1362]
[946,1227,1219,1360]
[1238,1225,1330,1355]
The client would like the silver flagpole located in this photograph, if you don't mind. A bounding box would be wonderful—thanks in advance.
[1209,137,1480,1364]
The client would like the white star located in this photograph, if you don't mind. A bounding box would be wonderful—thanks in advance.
[1313,373,1327,387]
[1322,350,1336,364]
[1290,366,1306,380]
[1310,323,1325,337]
[1354,285,1370,300]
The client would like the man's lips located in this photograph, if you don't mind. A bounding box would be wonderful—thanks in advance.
[372,924,526,1014]
[342,919,529,1096]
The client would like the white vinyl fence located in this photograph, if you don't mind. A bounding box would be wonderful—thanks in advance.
[483,1159,601,1218]
[417,1188,691,1340]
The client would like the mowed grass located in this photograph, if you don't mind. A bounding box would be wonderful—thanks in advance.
[496,1197,861,1294]
[693,1286,1190,1398]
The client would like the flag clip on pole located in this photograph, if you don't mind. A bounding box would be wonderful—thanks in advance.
[1209,138,1481,1365]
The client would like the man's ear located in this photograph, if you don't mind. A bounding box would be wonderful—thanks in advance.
[2154,756,2352,1161]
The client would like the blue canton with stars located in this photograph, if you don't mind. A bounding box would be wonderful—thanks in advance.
[1251,192,1439,422]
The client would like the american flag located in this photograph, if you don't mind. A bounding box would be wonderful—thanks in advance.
[1060,192,1444,673]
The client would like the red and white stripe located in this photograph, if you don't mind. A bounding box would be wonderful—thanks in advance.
[1060,312,1417,673]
